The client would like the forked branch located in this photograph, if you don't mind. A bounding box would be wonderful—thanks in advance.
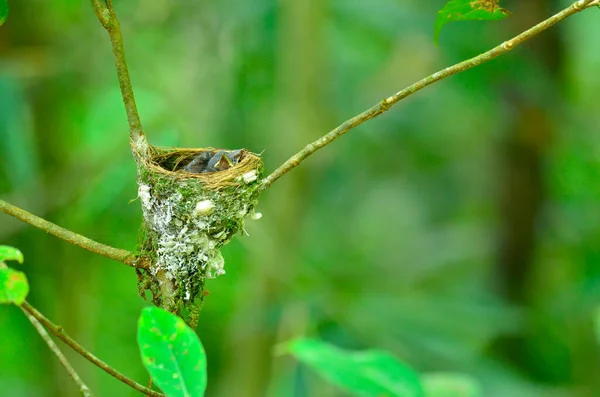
[260,0,599,190]
[21,301,165,397]
[22,308,94,397]
[5,1,593,265]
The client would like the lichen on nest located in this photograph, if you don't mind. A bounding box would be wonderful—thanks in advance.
[134,146,263,312]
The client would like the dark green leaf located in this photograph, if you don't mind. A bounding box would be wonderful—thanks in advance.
[422,373,482,397]
[434,0,510,43]
[137,306,207,397]
[283,338,424,397]
[0,246,24,264]
[0,0,7,27]
[0,267,29,305]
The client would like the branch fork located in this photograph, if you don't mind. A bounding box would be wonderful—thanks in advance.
[1,3,598,395]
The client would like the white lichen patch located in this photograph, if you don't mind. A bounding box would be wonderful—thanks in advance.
[251,210,262,220]
[138,184,152,205]
[242,170,258,184]
[141,188,226,280]
[137,173,261,306]
[193,200,215,217]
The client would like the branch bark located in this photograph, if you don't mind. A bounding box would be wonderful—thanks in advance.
[90,0,148,156]
[21,301,165,397]
[22,308,94,397]
[260,0,599,190]
[0,199,136,267]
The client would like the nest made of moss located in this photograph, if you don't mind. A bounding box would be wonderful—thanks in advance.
[135,146,264,313]
[142,146,263,188]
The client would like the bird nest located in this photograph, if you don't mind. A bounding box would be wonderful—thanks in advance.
[142,146,263,189]
[134,146,263,316]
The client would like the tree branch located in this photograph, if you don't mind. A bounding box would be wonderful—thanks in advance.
[0,199,137,267]
[260,0,599,190]
[90,0,149,156]
[22,307,94,397]
[21,301,165,397]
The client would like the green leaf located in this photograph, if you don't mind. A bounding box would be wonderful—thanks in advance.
[434,0,510,43]
[0,246,24,264]
[422,373,482,397]
[0,246,28,305]
[137,306,207,397]
[0,0,7,27]
[283,338,424,397]
[0,267,29,305]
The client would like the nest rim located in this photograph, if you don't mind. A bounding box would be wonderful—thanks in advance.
[138,146,263,188]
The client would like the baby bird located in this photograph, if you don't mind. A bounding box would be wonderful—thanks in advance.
[184,149,246,174]
[204,150,231,173]
[184,151,214,173]
[225,149,245,164]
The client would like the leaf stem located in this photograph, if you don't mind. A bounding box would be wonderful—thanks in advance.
[0,199,137,267]
[90,0,148,156]
[21,301,165,397]
[22,307,94,397]
[260,0,599,190]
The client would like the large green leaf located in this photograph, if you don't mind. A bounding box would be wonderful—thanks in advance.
[283,338,424,397]
[137,306,207,397]
[0,0,7,26]
[434,0,510,43]
[0,245,24,264]
[422,373,482,397]
[0,267,28,305]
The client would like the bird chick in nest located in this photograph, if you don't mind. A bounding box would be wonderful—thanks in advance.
[184,149,246,174]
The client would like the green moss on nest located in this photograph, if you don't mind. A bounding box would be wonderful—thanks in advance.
[134,147,263,313]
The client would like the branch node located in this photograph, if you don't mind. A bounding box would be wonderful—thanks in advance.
[381,96,393,110]
[101,9,111,27]
[22,307,93,397]
[21,302,164,397]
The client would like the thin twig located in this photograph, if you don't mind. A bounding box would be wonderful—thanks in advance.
[147,377,154,396]
[261,0,599,190]
[90,0,148,155]
[21,301,165,397]
[22,308,94,397]
[0,199,137,267]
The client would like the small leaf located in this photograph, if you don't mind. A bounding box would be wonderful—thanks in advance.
[283,338,424,397]
[434,0,510,43]
[0,246,24,264]
[0,267,29,305]
[422,373,482,397]
[0,0,7,27]
[137,306,207,397]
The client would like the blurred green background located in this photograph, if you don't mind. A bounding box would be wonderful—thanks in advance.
[1,0,599,396]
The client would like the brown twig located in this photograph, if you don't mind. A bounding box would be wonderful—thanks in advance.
[90,0,148,156]
[0,199,137,266]
[260,0,599,190]
[21,301,165,397]
[147,377,154,396]
[22,308,94,397]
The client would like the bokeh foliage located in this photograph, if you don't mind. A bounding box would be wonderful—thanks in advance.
[0,0,599,396]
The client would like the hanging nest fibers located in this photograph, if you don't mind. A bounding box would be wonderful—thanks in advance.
[134,145,263,314]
